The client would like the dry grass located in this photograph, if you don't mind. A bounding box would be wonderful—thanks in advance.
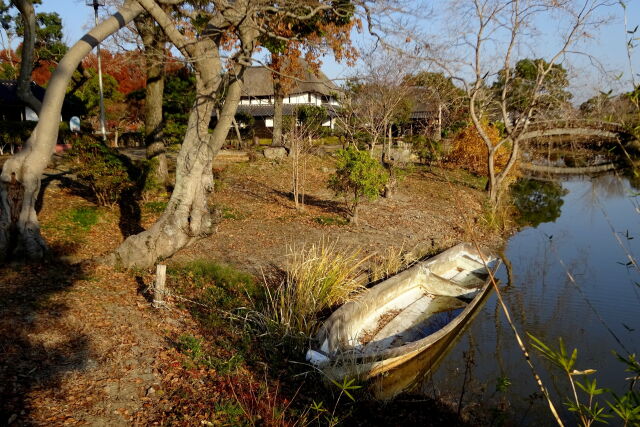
[369,245,408,282]
[265,239,368,337]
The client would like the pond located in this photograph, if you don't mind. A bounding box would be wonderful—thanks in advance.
[380,172,640,424]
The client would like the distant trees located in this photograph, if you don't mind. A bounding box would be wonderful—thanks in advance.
[339,53,413,152]
[410,0,613,206]
[492,59,572,121]
[266,6,357,147]
[579,91,638,125]
[0,0,67,115]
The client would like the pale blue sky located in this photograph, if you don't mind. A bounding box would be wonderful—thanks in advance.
[36,0,640,102]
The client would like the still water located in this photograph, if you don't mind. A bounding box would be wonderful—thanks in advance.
[411,173,640,423]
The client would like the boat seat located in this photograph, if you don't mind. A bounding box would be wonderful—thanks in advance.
[425,273,481,296]
[364,295,466,352]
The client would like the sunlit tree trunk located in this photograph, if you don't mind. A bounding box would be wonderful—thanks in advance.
[108,74,244,268]
[0,0,144,261]
[106,0,257,268]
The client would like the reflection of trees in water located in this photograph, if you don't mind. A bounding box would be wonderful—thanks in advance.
[585,174,627,201]
[625,169,640,193]
[511,179,568,227]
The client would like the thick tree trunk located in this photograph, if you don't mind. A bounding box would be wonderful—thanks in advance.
[107,72,244,268]
[135,14,168,186]
[12,0,42,115]
[0,0,144,261]
[272,82,284,146]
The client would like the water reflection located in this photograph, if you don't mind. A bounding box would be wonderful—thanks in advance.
[511,178,568,227]
[380,173,640,424]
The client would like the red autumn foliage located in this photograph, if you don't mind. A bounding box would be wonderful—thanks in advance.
[82,50,146,95]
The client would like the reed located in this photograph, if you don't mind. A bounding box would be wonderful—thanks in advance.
[369,245,407,282]
[265,240,368,337]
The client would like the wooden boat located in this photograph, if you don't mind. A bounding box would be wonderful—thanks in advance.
[306,243,499,382]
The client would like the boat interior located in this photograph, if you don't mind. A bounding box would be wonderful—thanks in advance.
[321,252,494,356]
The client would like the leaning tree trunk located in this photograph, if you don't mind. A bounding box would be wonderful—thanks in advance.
[135,14,168,186]
[107,72,244,268]
[0,0,144,262]
[12,0,42,115]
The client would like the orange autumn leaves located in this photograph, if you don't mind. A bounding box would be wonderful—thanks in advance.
[447,121,511,176]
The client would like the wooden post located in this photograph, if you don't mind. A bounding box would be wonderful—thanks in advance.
[153,264,167,308]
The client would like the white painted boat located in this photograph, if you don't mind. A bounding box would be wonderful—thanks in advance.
[306,243,499,382]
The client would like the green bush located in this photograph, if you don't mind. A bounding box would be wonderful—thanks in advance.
[408,135,442,164]
[328,147,388,223]
[68,135,135,207]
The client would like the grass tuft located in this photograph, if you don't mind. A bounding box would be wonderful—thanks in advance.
[66,206,99,230]
[144,201,168,214]
[369,245,407,282]
[264,239,368,337]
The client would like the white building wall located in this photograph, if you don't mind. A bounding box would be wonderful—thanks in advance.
[239,92,340,107]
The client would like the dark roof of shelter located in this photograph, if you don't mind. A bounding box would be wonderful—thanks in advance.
[0,80,46,106]
[407,86,439,119]
[236,104,339,118]
[241,62,340,98]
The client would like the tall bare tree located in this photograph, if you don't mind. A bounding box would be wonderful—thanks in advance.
[417,0,616,206]
[337,50,413,197]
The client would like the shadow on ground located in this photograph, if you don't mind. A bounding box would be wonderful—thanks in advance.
[272,189,347,216]
[0,259,89,425]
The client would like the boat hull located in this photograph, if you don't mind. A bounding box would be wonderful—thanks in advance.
[308,243,499,384]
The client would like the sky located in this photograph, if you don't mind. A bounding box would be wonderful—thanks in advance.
[32,0,640,103]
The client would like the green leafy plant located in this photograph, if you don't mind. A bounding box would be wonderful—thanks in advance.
[529,334,640,426]
[68,135,135,207]
[409,135,443,165]
[328,147,388,224]
[314,215,349,226]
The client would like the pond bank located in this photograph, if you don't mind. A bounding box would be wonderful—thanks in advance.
[0,154,509,425]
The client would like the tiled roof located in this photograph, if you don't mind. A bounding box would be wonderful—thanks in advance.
[240,60,340,98]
